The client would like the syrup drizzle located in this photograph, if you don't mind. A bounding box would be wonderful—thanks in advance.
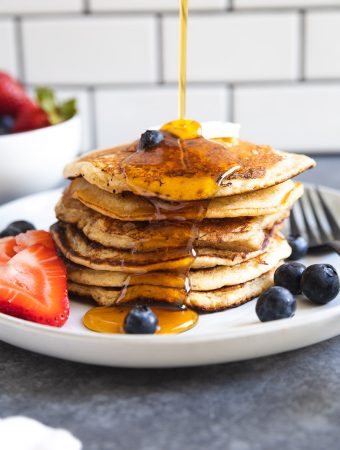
[178,0,188,120]
[83,122,240,333]
[82,1,241,335]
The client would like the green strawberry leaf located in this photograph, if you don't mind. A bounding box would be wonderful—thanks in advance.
[36,87,56,113]
[59,99,77,121]
[35,86,77,125]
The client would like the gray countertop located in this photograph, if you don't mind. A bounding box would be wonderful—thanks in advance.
[1,155,340,450]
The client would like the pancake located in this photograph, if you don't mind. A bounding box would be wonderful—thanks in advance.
[51,220,287,273]
[67,177,303,221]
[68,267,278,311]
[66,233,290,292]
[56,192,289,252]
[187,268,278,311]
[64,139,315,201]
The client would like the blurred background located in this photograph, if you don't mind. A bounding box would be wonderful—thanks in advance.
[1,0,340,153]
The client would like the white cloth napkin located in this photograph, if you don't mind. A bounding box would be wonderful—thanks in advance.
[0,416,82,450]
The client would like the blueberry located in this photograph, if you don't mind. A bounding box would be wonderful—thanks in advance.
[139,130,164,150]
[274,262,306,295]
[301,264,340,305]
[287,234,308,260]
[0,115,14,135]
[256,286,296,322]
[124,305,158,334]
[0,220,35,238]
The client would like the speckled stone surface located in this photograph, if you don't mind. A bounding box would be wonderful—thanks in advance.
[1,155,340,450]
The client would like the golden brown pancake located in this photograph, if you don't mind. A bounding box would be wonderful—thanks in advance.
[64,139,315,201]
[68,267,278,311]
[187,268,278,311]
[56,191,288,252]
[66,177,303,221]
[65,233,290,292]
[52,221,285,273]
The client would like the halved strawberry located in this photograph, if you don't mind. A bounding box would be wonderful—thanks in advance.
[0,237,16,265]
[0,244,69,327]
[14,230,55,253]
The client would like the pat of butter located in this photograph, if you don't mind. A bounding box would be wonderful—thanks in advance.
[151,121,240,140]
[201,121,240,140]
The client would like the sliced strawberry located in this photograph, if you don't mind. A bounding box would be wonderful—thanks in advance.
[14,230,55,253]
[0,244,69,327]
[0,237,16,265]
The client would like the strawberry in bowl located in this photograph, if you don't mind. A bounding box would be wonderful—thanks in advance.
[0,71,81,203]
[0,72,76,134]
[0,228,69,327]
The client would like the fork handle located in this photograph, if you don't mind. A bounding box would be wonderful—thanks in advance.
[328,241,340,256]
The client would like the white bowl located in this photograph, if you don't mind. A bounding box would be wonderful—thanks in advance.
[0,114,81,203]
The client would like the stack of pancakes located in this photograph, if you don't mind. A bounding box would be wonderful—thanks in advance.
[51,138,315,311]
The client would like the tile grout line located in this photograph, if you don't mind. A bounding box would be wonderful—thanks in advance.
[87,86,98,150]
[24,80,340,90]
[229,84,235,122]
[83,0,90,14]
[299,9,306,82]
[14,16,25,82]
[0,5,339,18]
[156,13,164,85]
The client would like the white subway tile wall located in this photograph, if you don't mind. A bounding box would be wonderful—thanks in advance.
[306,11,340,79]
[22,17,158,84]
[163,13,299,82]
[235,0,340,7]
[0,20,18,76]
[1,0,339,152]
[234,85,340,151]
[0,0,83,14]
[95,86,229,147]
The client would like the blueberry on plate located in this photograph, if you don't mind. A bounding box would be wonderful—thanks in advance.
[274,262,306,295]
[0,220,35,238]
[301,264,340,305]
[139,130,164,151]
[124,305,158,334]
[256,286,296,322]
[287,234,308,260]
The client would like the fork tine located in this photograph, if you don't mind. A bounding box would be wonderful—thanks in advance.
[289,205,301,236]
[299,196,320,246]
[316,189,340,240]
[305,188,330,243]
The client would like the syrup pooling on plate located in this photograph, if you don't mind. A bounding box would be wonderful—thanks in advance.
[83,305,198,335]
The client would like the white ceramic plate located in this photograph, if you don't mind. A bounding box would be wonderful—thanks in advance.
[0,187,339,368]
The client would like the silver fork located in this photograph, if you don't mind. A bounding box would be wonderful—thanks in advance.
[290,186,340,255]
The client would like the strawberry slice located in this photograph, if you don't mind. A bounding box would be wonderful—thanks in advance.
[0,237,16,265]
[0,244,69,327]
[14,230,55,253]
